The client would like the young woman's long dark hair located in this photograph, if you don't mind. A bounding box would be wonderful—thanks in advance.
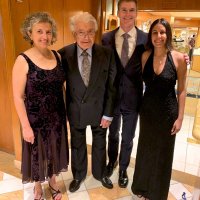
[146,18,173,51]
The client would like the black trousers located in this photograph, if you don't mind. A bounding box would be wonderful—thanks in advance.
[108,105,138,171]
[70,125,107,180]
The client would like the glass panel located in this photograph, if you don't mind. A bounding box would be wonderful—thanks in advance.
[105,0,113,30]
[177,70,200,176]
[172,27,198,54]
[105,0,119,31]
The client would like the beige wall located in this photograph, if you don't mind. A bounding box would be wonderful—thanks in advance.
[0,0,20,157]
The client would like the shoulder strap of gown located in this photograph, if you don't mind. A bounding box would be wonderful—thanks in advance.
[52,50,61,66]
[167,51,177,79]
[19,53,35,71]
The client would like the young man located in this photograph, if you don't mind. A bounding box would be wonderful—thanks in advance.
[102,0,147,188]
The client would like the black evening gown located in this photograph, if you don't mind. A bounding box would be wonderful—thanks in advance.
[20,51,69,183]
[132,51,178,200]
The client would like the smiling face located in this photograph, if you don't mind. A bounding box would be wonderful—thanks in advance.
[151,23,167,48]
[118,1,137,32]
[73,21,95,50]
[146,19,173,50]
[29,22,52,48]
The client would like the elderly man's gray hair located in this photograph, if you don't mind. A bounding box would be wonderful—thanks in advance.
[70,12,98,32]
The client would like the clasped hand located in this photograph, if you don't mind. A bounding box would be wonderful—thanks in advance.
[100,118,111,128]
[171,118,182,135]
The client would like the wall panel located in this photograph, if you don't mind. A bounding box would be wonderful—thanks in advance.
[0,13,13,153]
[0,0,21,155]
[177,0,199,10]
[138,0,200,10]
[10,0,29,56]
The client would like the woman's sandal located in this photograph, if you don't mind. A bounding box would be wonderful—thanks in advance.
[49,183,61,200]
[33,187,43,200]
[137,195,149,200]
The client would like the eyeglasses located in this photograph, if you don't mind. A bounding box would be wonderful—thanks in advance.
[75,30,95,38]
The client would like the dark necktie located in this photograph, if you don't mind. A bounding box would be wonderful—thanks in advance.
[81,51,91,87]
[121,33,130,67]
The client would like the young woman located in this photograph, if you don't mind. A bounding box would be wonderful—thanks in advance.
[132,18,187,200]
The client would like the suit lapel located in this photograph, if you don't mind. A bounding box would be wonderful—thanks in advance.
[110,28,121,65]
[68,44,86,88]
[135,27,145,46]
[105,28,122,69]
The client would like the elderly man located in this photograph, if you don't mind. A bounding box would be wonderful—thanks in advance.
[58,12,116,192]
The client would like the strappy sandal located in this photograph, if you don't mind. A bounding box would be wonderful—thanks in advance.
[49,183,62,200]
[137,195,149,200]
[33,187,43,200]
[34,196,43,200]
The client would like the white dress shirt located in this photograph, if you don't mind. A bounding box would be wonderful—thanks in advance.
[77,45,92,73]
[115,26,137,60]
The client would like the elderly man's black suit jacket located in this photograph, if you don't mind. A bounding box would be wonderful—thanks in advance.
[59,43,116,129]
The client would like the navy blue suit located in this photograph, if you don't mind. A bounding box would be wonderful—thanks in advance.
[102,27,147,170]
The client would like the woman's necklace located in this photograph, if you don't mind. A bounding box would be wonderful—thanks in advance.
[33,47,53,60]
[153,54,167,65]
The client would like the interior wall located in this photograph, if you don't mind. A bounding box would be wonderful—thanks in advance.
[0,0,20,154]
[1,0,200,159]
[138,0,200,10]
[0,7,13,153]
[10,0,101,55]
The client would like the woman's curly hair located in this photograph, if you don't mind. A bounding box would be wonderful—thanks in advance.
[20,12,57,45]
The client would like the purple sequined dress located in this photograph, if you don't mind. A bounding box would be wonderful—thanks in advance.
[20,51,69,183]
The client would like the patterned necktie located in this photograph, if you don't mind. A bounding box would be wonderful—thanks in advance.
[81,50,91,87]
[121,33,130,67]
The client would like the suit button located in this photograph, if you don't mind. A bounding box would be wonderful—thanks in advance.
[81,100,85,104]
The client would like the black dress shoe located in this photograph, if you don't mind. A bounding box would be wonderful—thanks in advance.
[118,170,128,188]
[106,161,118,177]
[69,179,82,192]
[101,176,113,189]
